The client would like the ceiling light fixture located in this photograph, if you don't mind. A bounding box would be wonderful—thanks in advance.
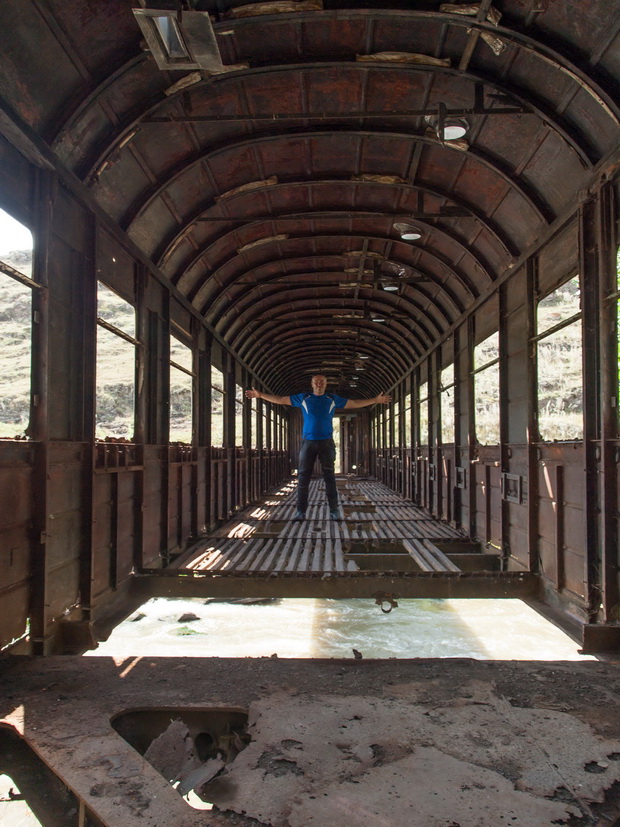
[382,283,399,292]
[424,114,469,141]
[371,316,386,323]
[393,222,422,241]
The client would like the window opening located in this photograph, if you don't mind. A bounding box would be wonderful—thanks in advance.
[211,367,224,447]
[0,209,34,439]
[535,275,582,441]
[392,398,400,447]
[235,385,244,447]
[404,393,412,448]
[96,282,137,440]
[251,397,258,448]
[262,405,269,450]
[440,364,455,445]
[169,334,193,444]
[385,401,393,448]
[473,332,500,445]
[419,381,429,447]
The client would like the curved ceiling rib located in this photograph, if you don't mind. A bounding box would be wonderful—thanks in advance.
[230,303,430,364]
[155,181,518,267]
[121,128,551,240]
[219,289,442,351]
[207,272,460,332]
[256,342,405,390]
[198,256,468,318]
[189,233,490,314]
[245,323,411,391]
[70,11,618,186]
[9,0,616,395]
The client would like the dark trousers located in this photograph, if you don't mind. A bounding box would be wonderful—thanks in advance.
[297,438,338,511]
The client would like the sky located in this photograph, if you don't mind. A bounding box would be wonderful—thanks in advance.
[0,208,33,256]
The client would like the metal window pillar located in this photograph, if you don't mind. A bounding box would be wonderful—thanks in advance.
[597,183,620,622]
[580,197,602,622]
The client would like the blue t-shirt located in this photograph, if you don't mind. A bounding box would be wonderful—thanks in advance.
[290,392,349,440]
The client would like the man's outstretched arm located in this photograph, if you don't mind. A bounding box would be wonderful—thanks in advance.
[344,392,391,410]
[245,388,292,406]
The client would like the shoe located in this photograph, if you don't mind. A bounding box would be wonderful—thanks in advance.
[293,509,306,521]
[329,509,340,520]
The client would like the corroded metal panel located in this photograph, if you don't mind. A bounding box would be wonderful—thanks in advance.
[0,443,35,649]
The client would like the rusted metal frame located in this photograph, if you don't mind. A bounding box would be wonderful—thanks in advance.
[0,259,42,291]
[399,379,406,497]
[579,198,602,622]
[50,54,148,152]
[159,289,172,562]
[92,44,607,191]
[0,94,268,417]
[466,315,477,539]
[208,266,462,331]
[79,212,98,618]
[191,234,490,316]
[530,311,582,343]
[29,169,52,655]
[554,465,566,592]
[133,264,148,570]
[430,350,440,517]
[242,367,251,507]
[147,103,526,123]
[140,8,620,127]
[125,125,547,246]
[257,352,403,397]
[452,324,464,529]
[224,353,236,518]
[95,315,140,347]
[134,569,540,601]
[525,258,540,575]
[207,263,465,335]
[209,278,456,334]
[156,181,520,271]
[220,290,442,352]
[498,280,510,569]
[597,183,620,622]
[220,291,452,354]
[237,318,419,377]
[380,198,597,397]
[253,342,413,395]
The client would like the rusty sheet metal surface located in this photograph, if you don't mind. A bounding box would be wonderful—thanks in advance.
[0,442,35,648]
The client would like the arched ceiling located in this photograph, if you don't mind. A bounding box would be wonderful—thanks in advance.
[1,0,619,396]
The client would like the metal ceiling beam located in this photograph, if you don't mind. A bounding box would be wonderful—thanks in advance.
[217,290,441,350]
[82,48,610,187]
[121,128,550,238]
[206,266,461,329]
[238,318,412,375]
[190,232,487,316]
[155,180,518,267]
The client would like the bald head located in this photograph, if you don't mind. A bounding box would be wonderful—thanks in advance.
[311,374,327,395]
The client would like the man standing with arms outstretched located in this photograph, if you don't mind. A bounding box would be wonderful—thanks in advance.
[246,374,391,520]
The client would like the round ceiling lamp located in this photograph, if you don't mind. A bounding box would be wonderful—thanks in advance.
[424,115,469,141]
[393,222,422,240]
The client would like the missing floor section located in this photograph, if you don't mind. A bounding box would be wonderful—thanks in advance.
[111,707,249,810]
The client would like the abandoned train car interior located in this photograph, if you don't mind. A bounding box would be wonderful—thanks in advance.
[1,0,620,824]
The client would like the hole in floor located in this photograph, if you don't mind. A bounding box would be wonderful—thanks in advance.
[111,708,249,811]
[87,598,595,661]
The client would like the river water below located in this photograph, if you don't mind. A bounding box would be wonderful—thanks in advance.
[86,598,594,661]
